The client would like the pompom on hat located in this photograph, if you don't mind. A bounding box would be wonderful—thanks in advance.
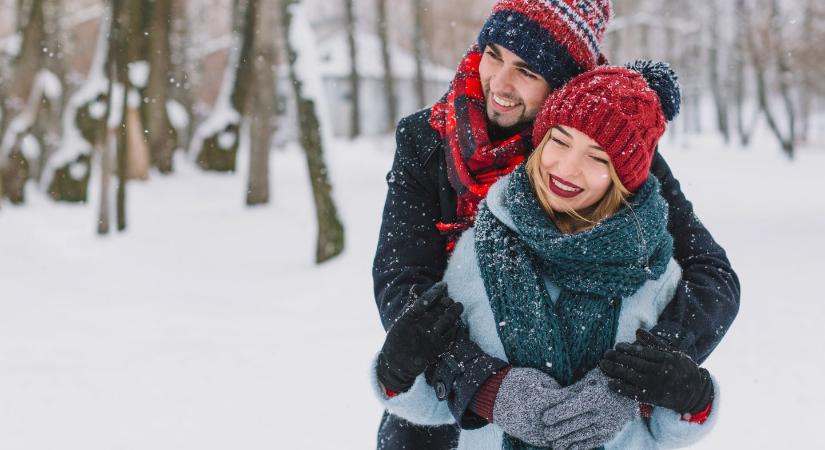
[532,61,681,192]
[477,0,613,88]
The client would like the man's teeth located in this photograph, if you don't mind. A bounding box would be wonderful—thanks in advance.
[493,94,516,108]
[552,178,580,192]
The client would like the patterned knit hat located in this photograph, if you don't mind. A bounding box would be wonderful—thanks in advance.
[477,0,612,88]
[532,61,681,192]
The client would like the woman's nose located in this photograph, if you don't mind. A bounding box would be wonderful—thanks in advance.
[555,152,582,178]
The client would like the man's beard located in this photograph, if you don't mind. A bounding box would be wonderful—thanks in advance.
[483,81,532,134]
[487,119,531,140]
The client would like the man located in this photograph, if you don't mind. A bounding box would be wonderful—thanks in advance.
[373,1,740,448]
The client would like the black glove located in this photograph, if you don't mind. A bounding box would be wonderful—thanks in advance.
[600,329,714,415]
[377,282,464,393]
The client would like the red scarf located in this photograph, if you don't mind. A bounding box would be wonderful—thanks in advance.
[429,45,532,252]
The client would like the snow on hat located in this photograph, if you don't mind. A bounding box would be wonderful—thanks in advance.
[531,61,681,192]
[477,0,612,88]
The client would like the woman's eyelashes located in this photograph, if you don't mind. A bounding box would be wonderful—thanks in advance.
[551,137,569,148]
[590,155,609,164]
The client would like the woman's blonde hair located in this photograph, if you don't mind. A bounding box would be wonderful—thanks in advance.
[526,128,631,234]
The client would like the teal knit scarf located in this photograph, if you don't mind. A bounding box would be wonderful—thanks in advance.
[474,165,673,450]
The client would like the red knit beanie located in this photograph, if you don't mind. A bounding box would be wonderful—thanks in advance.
[532,61,680,192]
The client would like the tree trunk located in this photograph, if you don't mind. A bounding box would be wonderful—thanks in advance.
[46,8,111,204]
[8,0,44,105]
[708,0,730,143]
[1,0,65,203]
[344,0,360,138]
[144,0,177,173]
[733,0,749,146]
[111,0,146,231]
[98,59,117,236]
[195,0,258,172]
[746,0,795,158]
[246,0,279,206]
[281,0,345,263]
[412,0,427,108]
[169,0,195,152]
[376,0,397,133]
[1,0,43,203]
[31,0,66,182]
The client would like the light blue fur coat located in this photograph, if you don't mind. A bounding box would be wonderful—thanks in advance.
[371,174,720,450]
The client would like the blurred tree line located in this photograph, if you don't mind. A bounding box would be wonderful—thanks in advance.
[1,0,823,262]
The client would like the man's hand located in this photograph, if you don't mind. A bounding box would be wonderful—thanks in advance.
[600,329,714,415]
[377,282,464,392]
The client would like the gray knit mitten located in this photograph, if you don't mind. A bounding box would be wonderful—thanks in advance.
[492,367,572,447]
[541,369,638,450]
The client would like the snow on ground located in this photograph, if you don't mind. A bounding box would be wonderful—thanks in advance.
[1,131,824,449]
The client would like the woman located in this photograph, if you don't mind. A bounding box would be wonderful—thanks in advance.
[373,62,719,450]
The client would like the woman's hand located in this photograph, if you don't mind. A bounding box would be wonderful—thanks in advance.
[377,282,464,393]
[600,329,714,415]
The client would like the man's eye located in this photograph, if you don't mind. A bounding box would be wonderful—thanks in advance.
[486,50,501,60]
[520,69,538,79]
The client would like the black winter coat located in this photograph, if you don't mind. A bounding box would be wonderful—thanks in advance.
[372,108,740,428]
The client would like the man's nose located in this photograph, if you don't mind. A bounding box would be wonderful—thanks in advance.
[490,67,515,93]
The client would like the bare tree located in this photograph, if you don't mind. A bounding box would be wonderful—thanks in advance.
[376,0,397,132]
[143,0,178,173]
[745,0,797,158]
[0,0,64,204]
[281,0,344,263]
[194,0,258,172]
[344,0,360,138]
[412,0,426,108]
[246,1,279,206]
[708,0,730,143]
[110,0,147,230]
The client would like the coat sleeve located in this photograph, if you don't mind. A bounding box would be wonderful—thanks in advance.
[369,353,455,426]
[372,114,448,330]
[372,115,508,430]
[650,152,741,363]
[647,375,721,448]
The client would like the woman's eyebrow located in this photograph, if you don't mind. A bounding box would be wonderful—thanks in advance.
[552,125,572,138]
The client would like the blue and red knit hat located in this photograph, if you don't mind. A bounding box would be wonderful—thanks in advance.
[478,0,612,88]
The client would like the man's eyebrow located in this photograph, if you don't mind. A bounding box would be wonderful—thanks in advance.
[513,61,538,73]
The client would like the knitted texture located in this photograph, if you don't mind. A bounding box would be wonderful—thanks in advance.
[532,65,670,192]
[473,164,673,450]
[478,0,612,87]
[430,46,532,252]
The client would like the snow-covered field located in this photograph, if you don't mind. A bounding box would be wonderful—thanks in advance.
[2,132,824,449]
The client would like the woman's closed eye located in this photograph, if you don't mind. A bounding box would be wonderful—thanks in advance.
[551,137,569,148]
[590,155,609,164]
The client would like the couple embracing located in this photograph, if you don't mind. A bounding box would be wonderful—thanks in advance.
[371,1,740,449]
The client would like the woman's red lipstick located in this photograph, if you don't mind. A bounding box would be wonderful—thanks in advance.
[548,175,583,198]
